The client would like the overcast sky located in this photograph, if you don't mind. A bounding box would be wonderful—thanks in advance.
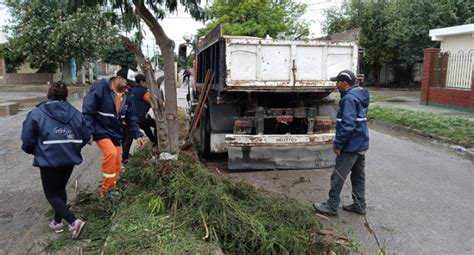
[0,0,343,55]
[0,0,7,43]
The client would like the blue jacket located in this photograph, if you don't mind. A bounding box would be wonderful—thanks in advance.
[334,85,370,152]
[21,100,90,167]
[129,85,150,122]
[82,79,143,145]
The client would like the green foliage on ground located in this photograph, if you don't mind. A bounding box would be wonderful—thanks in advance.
[49,148,350,254]
[369,105,474,146]
[199,0,309,39]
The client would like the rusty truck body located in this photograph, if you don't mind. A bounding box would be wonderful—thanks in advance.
[185,26,359,170]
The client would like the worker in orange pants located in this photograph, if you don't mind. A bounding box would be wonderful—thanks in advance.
[96,139,122,194]
[83,68,144,199]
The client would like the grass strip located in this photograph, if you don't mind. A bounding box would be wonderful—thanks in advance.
[369,105,474,146]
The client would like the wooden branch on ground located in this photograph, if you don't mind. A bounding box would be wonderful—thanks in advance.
[181,70,214,150]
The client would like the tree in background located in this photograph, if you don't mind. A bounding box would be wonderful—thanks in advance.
[357,1,393,86]
[199,0,309,39]
[322,1,360,36]
[100,41,138,70]
[322,0,474,86]
[0,42,26,73]
[5,0,114,83]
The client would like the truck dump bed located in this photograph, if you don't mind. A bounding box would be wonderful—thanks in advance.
[223,36,358,91]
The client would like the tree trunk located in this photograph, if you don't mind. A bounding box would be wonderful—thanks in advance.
[121,36,169,152]
[133,0,179,152]
[88,64,94,83]
[160,45,180,151]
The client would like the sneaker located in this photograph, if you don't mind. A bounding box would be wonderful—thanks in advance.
[342,203,366,215]
[69,219,85,239]
[49,220,64,233]
[313,202,338,216]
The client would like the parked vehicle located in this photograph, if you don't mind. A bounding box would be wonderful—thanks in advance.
[182,25,360,170]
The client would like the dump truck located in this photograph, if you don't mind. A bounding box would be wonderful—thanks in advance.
[182,26,360,170]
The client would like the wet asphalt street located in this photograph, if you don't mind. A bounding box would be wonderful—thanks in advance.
[345,127,473,254]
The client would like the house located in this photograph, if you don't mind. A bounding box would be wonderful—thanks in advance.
[421,24,474,110]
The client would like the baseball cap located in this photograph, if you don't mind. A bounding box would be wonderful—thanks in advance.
[330,70,356,84]
[116,68,137,85]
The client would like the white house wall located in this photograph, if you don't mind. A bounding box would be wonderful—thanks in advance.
[441,34,474,54]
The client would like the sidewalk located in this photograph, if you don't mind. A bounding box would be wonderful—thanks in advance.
[0,83,91,109]
[369,88,474,121]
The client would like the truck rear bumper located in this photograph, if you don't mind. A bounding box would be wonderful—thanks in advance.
[225,134,336,170]
[223,86,336,93]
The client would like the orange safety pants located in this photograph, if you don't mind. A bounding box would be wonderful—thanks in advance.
[96,139,122,193]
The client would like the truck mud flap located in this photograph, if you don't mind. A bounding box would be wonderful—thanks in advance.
[227,144,335,170]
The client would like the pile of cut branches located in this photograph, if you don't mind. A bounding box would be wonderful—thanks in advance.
[49,147,352,254]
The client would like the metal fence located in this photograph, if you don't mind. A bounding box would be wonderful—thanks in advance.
[431,50,474,89]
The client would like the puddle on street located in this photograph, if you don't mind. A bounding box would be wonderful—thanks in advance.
[3,89,89,111]
[69,90,88,101]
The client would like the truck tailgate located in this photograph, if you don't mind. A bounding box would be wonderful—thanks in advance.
[225,37,358,89]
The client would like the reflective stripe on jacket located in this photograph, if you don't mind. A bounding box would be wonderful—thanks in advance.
[82,79,143,145]
[21,100,90,167]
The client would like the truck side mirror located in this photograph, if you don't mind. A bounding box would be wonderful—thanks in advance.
[178,44,187,64]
